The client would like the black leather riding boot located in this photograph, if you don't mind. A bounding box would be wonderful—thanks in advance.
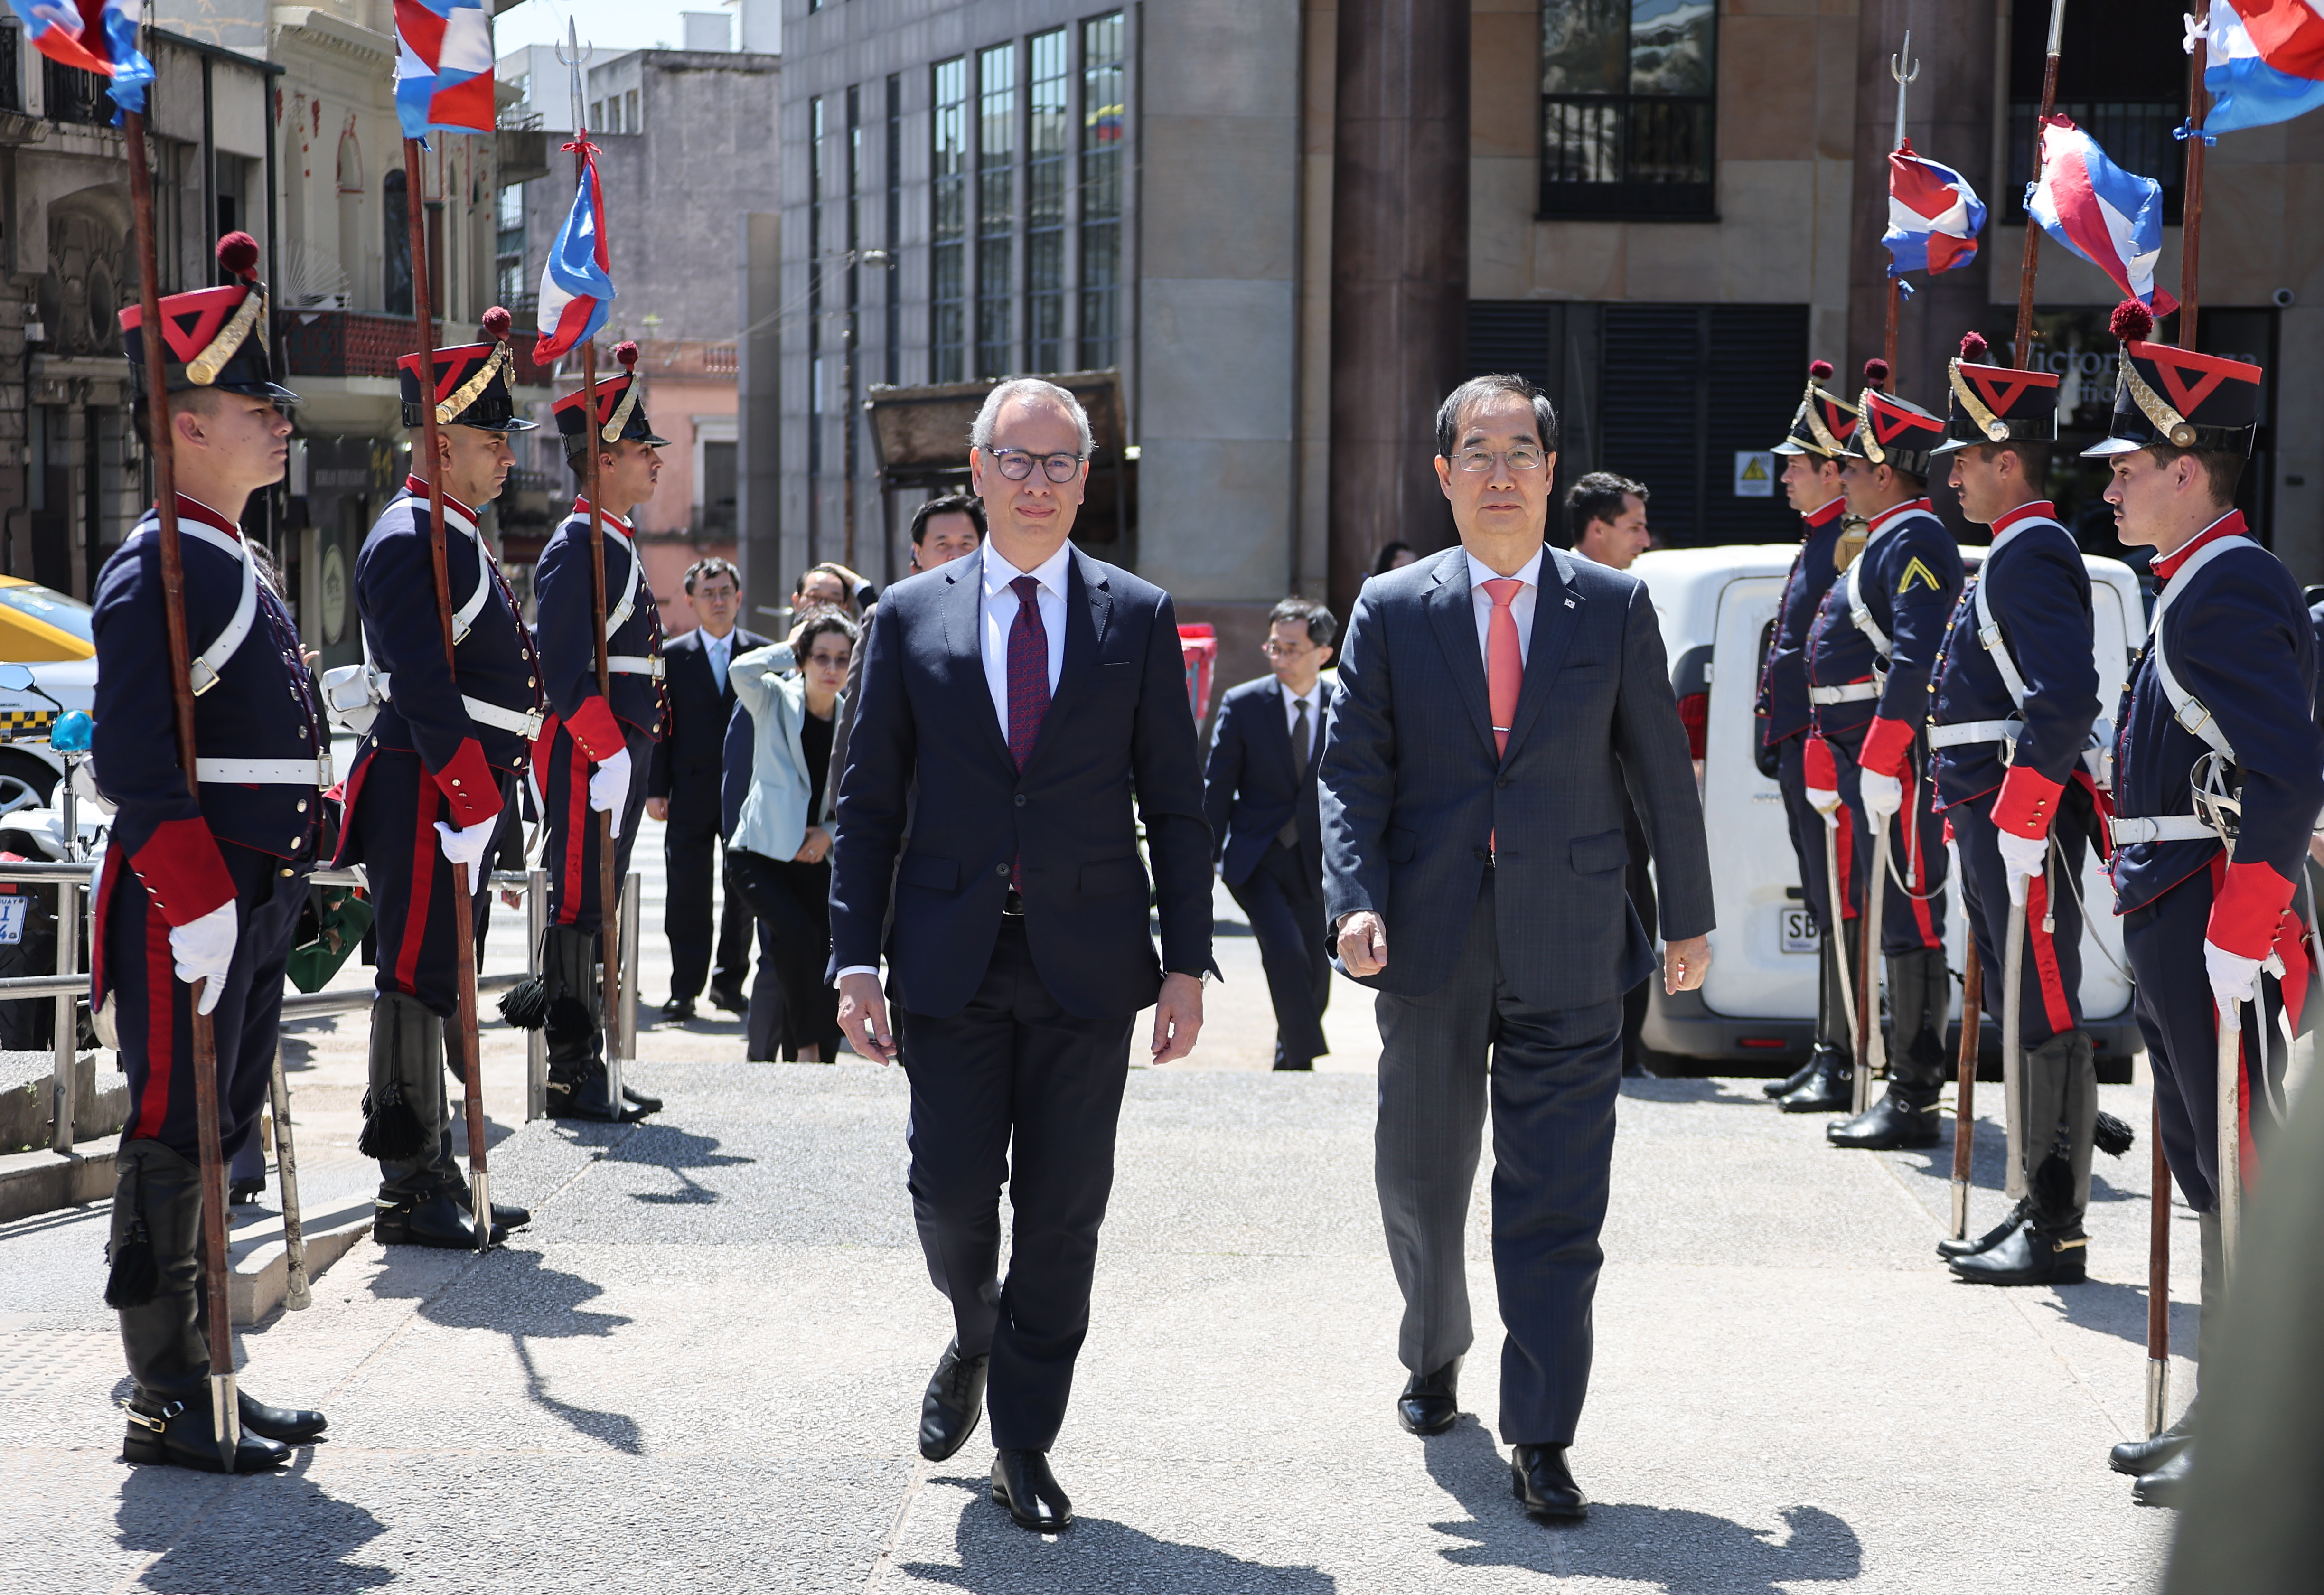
[368,993,453,1207]
[1827,948,1949,1147]
[543,925,632,1121]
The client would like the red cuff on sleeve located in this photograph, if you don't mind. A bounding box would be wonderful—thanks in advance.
[1990,765,2065,838]
[1803,735,1837,789]
[1858,715,1916,779]
[2208,859,2298,960]
[128,817,236,929]
[565,695,623,761]
[429,737,504,829]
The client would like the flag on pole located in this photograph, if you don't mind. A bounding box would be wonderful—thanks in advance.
[394,0,496,139]
[2025,115,2180,313]
[535,153,616,362]
[1883,140,1987,276]
[3,0,152,114]
[2202,0,2324,133]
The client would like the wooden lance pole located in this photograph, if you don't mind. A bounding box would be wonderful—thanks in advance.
[2011,0,2069,369]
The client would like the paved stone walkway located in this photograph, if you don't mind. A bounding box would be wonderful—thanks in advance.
[0,841,2188,1592]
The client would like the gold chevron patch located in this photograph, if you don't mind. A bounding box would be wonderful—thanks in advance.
[1896,557,1941,596]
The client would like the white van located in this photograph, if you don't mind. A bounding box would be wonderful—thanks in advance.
[1631,544,2145,1080]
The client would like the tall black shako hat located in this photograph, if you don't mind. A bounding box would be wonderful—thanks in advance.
[399,308,536,432]
[1840,358,1946,479]
[119,232,300,405]
[1934,331,2060,455]
[553,342,669,458]
[2082,298,2262,459]
[1771,358,1859,458]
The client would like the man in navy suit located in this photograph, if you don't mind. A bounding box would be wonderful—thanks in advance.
[831,378,1214,1533]
[1203,597,1338,1070]
[1321,374,1714,1521]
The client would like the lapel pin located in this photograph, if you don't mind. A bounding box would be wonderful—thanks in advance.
[1564,598,1575,609]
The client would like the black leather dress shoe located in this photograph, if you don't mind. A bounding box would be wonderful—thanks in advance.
[1272,1059,1315,1072]
[375,1194,506,1249]
[1764,1054,1823,1098]
[1825,1089,1941,1149]
[449,1186,533,1230]
[2132,1443,2194,1507]
[1949,1219,2086,1286]
[992,1449,1073,1531]
[1510,1444,1588,1520]
[122,1389,292,1473]
[228,1178,268,1206]
[1779,1051,1854,1113]
[1938,1198,2027,1260]
[707,984,749,1016]
[621,1084,663,1115]
[660,997,695,1023]
[918,1338,989,1462]
[238,1389,327,1445]
[2111,1402,2196,1476]
[1396,1356,1461,1436]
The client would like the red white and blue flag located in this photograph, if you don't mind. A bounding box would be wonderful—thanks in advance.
[4,0,151,114]
[394,0,496,140]
[535,153,616,362]
[2203,0,2324,133]
[2025,115,2179,313]
[1882,140,1987,276]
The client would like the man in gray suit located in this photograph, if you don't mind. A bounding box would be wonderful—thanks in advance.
[1321,373,1715,1520]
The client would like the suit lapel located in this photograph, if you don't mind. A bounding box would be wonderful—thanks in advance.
[942,555,1016,769]
[1253,683,1295,782]
[1023,547,1109,771]
[1424,549,1497,757]
[1501,546,1584,763]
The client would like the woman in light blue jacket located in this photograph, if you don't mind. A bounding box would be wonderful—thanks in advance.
[727,608,857,1060]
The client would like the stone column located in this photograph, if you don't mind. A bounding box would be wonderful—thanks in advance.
[1327,0,1469,615]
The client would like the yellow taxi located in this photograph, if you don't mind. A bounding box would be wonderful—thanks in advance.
[0,577,94,813]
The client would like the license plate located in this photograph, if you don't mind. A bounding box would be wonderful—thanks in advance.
[0,898,26,946]
[1778,906,1818,955]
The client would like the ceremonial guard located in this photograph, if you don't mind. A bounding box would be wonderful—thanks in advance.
[1805,363,1963,1147]
[533,345,667,1119]
[1925,332,2111,1276]
[2086,302,2321,1507]
[338,310,545,1246]
[97,235,329,1469]
[1759,359,1863,1112]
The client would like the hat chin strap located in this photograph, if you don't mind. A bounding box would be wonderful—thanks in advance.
[184,289,265,387]
[434,343,512,426]
[600,380,640,444]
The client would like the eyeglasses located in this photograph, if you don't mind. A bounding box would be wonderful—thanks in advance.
[1260,640,1315,657]
[984,446,1084,483]
[1453,447,1547,475]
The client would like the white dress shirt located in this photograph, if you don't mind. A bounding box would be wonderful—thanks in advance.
[700,625,733,690]
[1280,679,1324,751]
[979,539,1071,741]
[1464,546,1546,666]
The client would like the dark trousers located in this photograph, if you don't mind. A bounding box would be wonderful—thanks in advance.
[1620,800,1656,1065]
[1828,730,1947,953]
[899,917,1135,1451]
[1225,841,1330,1068]
[346,748,513,1018]
[664,801,753,1001]
[1777,734,1849,934]
[1949,789,2085,1049]
[727,848,840,1058]
[1374,875,1623,1446]
[108,841,303,1168]
[542,721,652,933]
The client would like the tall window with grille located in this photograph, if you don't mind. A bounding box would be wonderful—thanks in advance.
[1540,0,1715,219]
[1078,13,1125,371]
[2000,0,2184,224]
[885,74,902,384]
[976,44,1017,379]
[496,182,527,309]
[1026,29,1069,374]
[808,95,825,477]
[931,58,968,384]
[846,84,863,389]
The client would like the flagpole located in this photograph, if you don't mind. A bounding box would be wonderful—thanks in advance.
[2012,0,2069,369]
[1884,33,1919,386]
[2181,24,2210,345]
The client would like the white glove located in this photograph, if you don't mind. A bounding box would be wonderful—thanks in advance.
[2205,940,2264,1009]
[1806,779,1842,829]
[168,900,236,1016]
[1859,769,1904,821]
[1997,830,2048,905]
[588,746,632,838]
[435,814,499,876]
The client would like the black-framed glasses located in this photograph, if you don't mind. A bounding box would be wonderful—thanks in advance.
[984,446,1085,483]
[1453,447,1547,475]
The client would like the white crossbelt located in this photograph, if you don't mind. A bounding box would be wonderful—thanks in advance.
[2109,814,2222,845]
[127,516,266,696]
[2147,533,2259,762]
[390,496,497,644]
[371,675,544,738]
[1929,717,2023,749]
[195,756,333,788]
[607,655,664,678]
[1809,681,1879,704]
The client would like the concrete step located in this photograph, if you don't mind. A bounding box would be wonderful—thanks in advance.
[0,1142,113,1223]
[0,1050,127,1154]
[227,1197,374,1325]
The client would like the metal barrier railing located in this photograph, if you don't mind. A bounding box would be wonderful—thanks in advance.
[0,860,644,1147]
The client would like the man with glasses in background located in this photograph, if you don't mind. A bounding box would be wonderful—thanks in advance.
[1203,597,1340,1070]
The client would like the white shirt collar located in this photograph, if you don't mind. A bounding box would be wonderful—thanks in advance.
[982,539,1074,598]
[1463,545,1546,592]
[1280,678,1322,708]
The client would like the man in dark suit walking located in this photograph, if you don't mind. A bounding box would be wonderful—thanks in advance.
[1204,597,1339,1070]
[832,378,1213,1534]
[1321,374,1715,1521]
[647,557,767,1020]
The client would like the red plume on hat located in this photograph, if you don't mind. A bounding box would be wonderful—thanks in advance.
[614,340,639,374]
[1863,357,1891,392]
[2110,297,2155,345]
[481,306,513,343]
[1958,331,1989,362]
[1809,358,1834,381]
[216,231,260,286]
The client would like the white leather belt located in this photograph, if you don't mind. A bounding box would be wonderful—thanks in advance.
[607,655,665,679]
[1809,682,1879,704]
[375,674,544,739]
[2109,815,2220,845]
[196,756,333,788]
[1929,718,2024,749]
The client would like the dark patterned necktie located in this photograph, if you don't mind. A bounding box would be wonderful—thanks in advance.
[1279,697,1309,849]
[1007,575,1050,889]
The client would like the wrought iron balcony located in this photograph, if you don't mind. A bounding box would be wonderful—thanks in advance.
[280,309,555,387]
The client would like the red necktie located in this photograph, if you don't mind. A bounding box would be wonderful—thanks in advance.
[1007,575,1050,888]
[1482,578,1524,756]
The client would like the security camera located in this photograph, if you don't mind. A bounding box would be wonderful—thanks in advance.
[2273,287,2296,308]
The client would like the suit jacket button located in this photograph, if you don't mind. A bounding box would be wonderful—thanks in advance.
[1014,794,1026,807]
[1474,847,1489,861]
[995,863,1010,878]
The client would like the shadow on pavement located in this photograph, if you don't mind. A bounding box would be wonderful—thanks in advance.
[116,1453,389,1591]
[1619,1077,1772,1107]
[903,1477,1337,1592]
[602,1120,755,1205]
[2031,1274,2202,1353]
[1423,1420,1862,1593]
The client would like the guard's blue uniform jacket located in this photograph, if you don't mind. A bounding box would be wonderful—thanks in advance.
[1805,497,1963,760]
[534,498,665,758]
[1756,495,1849,747]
